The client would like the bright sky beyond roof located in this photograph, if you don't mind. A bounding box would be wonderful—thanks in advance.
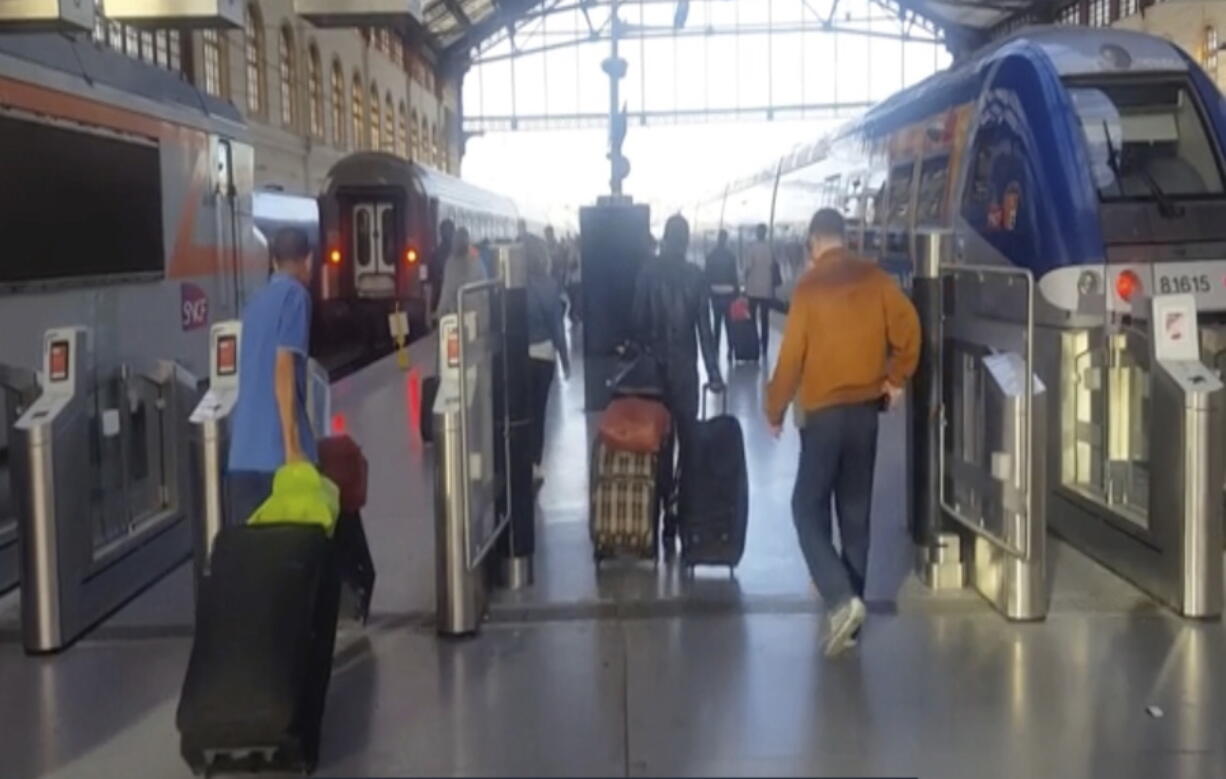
[462,0,952,232]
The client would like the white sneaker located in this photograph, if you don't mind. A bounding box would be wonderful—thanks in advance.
[823,597,866,657]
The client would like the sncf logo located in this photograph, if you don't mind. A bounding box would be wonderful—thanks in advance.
[181,283,210,331]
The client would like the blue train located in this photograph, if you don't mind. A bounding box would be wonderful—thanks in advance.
[691,26,1226,326]
[691,26,1226,615]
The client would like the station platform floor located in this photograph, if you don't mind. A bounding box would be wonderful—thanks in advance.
[2,321,1226,778]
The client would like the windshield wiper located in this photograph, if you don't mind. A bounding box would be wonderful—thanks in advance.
[1102,120,1185,219]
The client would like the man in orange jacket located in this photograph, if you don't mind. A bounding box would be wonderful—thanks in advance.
[765,208,920,657]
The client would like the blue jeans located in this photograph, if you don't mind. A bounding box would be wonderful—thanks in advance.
[226,470,275,527]
[792,403,879,609]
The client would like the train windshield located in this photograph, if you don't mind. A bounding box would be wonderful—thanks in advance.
[1068,79,1224,201]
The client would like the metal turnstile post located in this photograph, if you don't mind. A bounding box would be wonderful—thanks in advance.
[188,321,241,588]
[1150,295,1224,618]
[909,231,963,589]
[434,315,485,637]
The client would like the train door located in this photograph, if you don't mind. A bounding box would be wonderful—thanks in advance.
[352,201,399,297]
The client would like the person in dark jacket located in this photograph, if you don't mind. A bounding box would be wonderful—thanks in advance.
[705,229,740,358]
[524,234,571,485]
[428,218,455,320]
[631,214,724,553]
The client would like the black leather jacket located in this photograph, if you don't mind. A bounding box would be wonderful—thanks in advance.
[631,250,722,389]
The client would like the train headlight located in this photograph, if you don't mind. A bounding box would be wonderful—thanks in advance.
[405,248,419,265]
[328,248,342,265]
[1116,269,1142,302]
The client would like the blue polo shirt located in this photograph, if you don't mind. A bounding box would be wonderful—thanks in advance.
[228,273,317,473]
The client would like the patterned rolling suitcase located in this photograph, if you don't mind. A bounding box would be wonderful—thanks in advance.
[589,441,659,561]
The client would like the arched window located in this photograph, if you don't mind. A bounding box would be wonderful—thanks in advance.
[369,83,381,150]
[278,25,296,127]
[397,102,408,158]
[1206,26,1220,76]
[351,72,365,150]
[420,115,429,162]
[201,29,226,97]
[245,4,265,115]
[384,92,394,153]
[330,59,345,149]
[409,108,419,159]
[306,43,323,138]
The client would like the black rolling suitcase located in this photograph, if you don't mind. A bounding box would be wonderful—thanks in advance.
[680,387,749,569]
[177,524,342,775]
[729,315,760,363]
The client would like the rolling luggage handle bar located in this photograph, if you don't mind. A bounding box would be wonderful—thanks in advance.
[701,382,728,420]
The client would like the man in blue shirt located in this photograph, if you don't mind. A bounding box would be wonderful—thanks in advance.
[226,227,317,524]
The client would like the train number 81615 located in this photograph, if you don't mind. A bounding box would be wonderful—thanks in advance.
[1157,274,1211,295]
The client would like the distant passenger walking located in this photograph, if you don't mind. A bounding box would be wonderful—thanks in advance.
[743,223,776,356]
[632,214,724,552]
[566,241,583,325]
[227,227,318,524]
[765,208,919,657]
[428,218,455,320]
[435,227,487,318]
[524,235,571,485]
[704,229,740,357]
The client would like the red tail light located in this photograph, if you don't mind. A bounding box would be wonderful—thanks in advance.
[405,247,419,265]
[1116,269,1141,302]
[328,248,342,265]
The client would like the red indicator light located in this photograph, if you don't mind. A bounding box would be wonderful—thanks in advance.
[1116,269,1141,302]
[405,248,418,264]
[329,249,342,265]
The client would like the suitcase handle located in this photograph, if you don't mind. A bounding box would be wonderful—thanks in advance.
[701,383,728,420]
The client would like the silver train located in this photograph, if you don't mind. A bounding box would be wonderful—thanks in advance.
[0,32,262,628]
[0,31,532,644]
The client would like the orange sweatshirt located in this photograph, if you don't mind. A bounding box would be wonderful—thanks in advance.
[765,248,921,426]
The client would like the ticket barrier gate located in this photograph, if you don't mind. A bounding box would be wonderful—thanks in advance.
[434,275,513,637]
[189,321,242,584]
[909,232,1049,621]
[0,364,37,594]
[13,327,202,653]
[1050,293,1224,617]
[911,229,1226,620]
[189,321,333,588]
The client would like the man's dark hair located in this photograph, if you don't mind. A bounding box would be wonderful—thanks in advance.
[808,208,846,242]
[662,214,690,254]
[272,227,311,265]
[439,219,455,239]
[756,223,768,240]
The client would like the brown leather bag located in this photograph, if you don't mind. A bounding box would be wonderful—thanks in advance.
[317,435,368,514]
[598,397,671,454]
